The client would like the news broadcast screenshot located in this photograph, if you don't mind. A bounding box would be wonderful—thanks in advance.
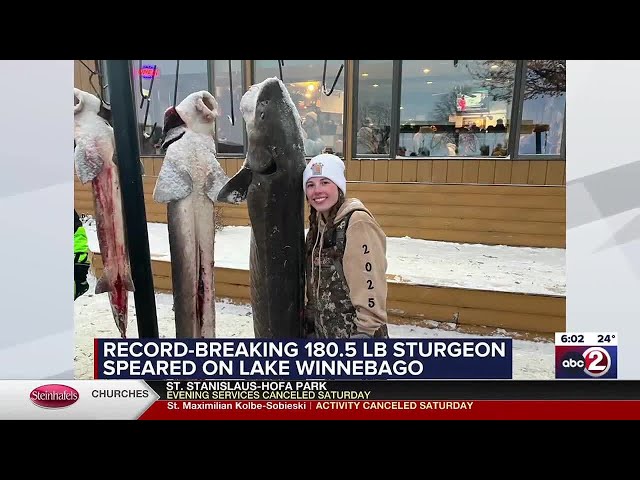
[2,59,637,421]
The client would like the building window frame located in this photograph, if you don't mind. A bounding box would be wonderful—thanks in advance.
[352,59,566,162]
[127,60,190,157]
[208,60,246,157]
[352,60,397,159]
[390,60,402,160]
[251,60,348,159]
[511,59,566,161]
[507,60,526,159]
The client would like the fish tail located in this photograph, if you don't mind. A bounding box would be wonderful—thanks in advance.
[107,275,129,338]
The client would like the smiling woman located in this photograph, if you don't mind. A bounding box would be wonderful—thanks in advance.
[303,153,390,340]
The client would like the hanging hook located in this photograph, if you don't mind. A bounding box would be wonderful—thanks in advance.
[137,61,158,139]
[79,60,109,108]
[322,60,343,96]
[138,60,146,108]
[277,60,284,82]
[94,60,110,108]
[228,60,235,126]
[172,60,180,108]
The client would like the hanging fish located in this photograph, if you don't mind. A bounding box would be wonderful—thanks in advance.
[74,88,134,338]
[153,91,228,338]
[216,77,307,338]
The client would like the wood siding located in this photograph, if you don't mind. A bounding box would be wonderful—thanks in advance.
[91,253,565,336]
[349,158,565,186]
[75,155,565,248]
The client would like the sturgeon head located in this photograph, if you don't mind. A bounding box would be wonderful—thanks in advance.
[153,90,227,205]
[74,87,102,117]
[159,91,218,152]
[176,90,219,135]
[73,88,115,184]
[216,77,305,204]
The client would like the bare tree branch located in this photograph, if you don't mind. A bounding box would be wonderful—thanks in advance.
[467,60,565,102]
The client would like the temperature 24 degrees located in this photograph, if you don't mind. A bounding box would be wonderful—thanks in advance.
[554,332,618,346]
[597,334,616,343]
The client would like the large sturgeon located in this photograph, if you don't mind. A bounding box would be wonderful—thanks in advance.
[216,77,307,339]
[153,91,228,338]
[74,88,134,338]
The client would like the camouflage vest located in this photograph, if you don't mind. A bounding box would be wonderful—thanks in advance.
[306,211,388,339]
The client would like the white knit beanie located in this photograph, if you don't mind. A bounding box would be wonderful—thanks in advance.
[302,153,347,196]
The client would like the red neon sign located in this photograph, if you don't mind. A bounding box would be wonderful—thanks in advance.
[139,65,160,79]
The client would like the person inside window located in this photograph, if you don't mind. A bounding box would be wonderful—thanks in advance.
[302,111,325,156]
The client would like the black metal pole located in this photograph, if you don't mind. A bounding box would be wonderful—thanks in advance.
[106,60,159,338]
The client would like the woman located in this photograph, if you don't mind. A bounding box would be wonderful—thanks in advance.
[302,153,389,339]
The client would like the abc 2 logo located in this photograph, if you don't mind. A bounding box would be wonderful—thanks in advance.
[555,345,617,379]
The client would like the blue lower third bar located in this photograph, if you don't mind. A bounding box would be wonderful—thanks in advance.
[94,338,513,380]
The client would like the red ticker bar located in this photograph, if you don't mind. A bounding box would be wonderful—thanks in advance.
[138,400,640,420]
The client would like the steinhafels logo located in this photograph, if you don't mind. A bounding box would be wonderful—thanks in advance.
[30,384,80,409]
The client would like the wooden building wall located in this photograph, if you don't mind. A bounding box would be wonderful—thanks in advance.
[347,158,565,186]
[90,253,565,335]
[75,156,565,248]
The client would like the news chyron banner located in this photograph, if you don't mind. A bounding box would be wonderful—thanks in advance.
[93,338,512,380]
[5,379,640,420]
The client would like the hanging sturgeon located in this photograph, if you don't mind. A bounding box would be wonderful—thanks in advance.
[74,88,134,338]
[216,77,307,339]
[153,91,228,338]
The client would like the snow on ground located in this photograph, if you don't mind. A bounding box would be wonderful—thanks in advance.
[74,273,555,381]
[84,220,565,296]
[77,216,560,380]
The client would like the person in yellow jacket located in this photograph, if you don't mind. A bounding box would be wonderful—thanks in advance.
[74,209,91,300]
[302,153,389,339]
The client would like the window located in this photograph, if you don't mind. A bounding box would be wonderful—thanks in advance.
[398,60,516,158]
[212,60,245,155]
[517,60,565,156]
[131,60,209,156]
[254,60,345,157]
[356,60,393,156]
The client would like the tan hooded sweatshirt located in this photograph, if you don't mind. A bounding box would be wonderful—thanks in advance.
[307,197,388,337]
